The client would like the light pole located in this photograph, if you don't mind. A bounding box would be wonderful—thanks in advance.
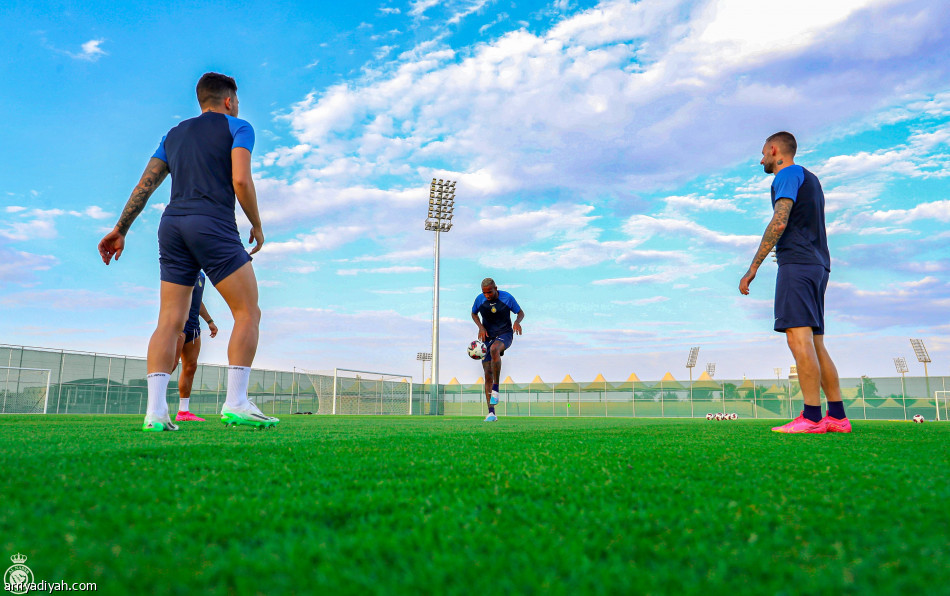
[893,356,908,420]
[425,178,455,416]
[686,347,699,417]
[705,363,716,378]
[416,352,431,384]
[909,339,935,420]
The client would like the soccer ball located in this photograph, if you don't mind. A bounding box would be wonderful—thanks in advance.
[730,413,738,420]
[467,340,487,360]
[714,412,725,421]
[705,413,714,420]
[913,414,925,424]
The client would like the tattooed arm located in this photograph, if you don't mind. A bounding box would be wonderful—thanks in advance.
[98,157,169,264]
[739,198,793,295]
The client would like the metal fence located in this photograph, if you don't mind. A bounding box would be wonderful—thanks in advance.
[0,344,429,416]
[1,344,946,419]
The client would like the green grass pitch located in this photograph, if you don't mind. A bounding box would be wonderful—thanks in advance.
[1,415,948,594]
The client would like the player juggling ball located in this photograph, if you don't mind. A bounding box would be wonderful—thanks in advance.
[471,278,524,422]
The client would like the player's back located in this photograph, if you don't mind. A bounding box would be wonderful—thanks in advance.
[156,112,253,222]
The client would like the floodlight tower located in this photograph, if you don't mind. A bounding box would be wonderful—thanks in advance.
[425,179,455,415]
[416,352,431,385]
[909,339,935,420]
[705,363,716,378]
[893,356,909,420]
[686,347,699,417]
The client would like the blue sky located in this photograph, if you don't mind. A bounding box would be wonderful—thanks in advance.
[2,0,949,383]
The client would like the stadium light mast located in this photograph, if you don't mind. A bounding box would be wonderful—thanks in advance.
[425,178,455,415]
[705,363,716,378]
[909,339,936,421]
[416,352,431,386]
[893,356,909,421]
[686,347,699,417]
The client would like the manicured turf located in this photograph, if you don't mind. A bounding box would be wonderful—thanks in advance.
[1,415,948,595]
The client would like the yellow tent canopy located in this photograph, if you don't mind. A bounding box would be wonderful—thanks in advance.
[446,377,460,385]
[527,375,551,391]
[656,372,685,390]
[615,373,649,390]
[692,371,720,390]
[583,373,612,390]
[556,374,579,390]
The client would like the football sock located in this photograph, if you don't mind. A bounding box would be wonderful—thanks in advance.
[492,383,499,392]
[226,366,251,408]
[146,373,171,417]
[827,401,846,419]
[179,398,190,412]
[803,404,822,423]
[489,405,495,414]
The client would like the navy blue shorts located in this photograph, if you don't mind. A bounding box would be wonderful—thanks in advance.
[182,326,200,344]
[483,332,513,363]
[775,264,829,335]
[158,214,251,286]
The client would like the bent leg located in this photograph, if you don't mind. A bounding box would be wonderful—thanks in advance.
[214,261,261,367]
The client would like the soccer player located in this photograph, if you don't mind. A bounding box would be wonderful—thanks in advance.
[172,271,218,422]
[739,131,850,434]
[98,72,278,431]
[471,278,524,422]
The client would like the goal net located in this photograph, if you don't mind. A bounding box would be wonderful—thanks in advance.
[299,368,412,415]
[1,367,51,414]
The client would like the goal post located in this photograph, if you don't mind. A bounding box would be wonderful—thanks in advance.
[1,367,52,414]
[296,368,413,415]
[333,368,413,415]
[935,391,950,422]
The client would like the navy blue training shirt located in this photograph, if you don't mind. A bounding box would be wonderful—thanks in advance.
[184,271,206,333]
[153,112,255,223]
[771,165,830,271]
[472,290,521,337]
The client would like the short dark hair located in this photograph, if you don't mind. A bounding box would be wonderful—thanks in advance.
[196,72,237,107]
[766,131,797,157]
[481,278,496,288]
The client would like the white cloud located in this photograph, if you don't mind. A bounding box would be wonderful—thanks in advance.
[83,206,111,220]
[867,200,950,224]
[67,39,107,61]
[0,249,58,283]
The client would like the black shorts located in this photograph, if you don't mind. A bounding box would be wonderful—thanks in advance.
[182,327,200,344]
[158,214,251,286]
[774,264,829,335]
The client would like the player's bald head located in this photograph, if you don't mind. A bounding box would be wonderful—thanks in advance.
[765,131,797,157]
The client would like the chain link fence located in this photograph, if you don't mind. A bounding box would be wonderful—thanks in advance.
[1,344,946,419]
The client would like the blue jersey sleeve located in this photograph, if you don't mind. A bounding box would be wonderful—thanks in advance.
[472,295,485,314]
[152,136,168,163]
[226,116,255,153]
[772,166,804,203]
[500,292,521,313]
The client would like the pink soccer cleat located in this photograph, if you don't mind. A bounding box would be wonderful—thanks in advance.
[175,411,206,422]
[822,415,852,433]
[771,412,826,434]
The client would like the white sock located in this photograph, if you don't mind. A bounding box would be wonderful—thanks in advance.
[179,398,190,412]
[146,373,171,418]
[225,366,251,409]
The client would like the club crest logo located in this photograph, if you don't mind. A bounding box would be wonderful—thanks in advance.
[491,306,496,313]
[4,553,34,595]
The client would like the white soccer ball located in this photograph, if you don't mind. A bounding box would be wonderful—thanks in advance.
[714,412,725,421]
[730,413,738,420]
[913,414,925,424]
[467,340,487,360]
[705,413,714,420]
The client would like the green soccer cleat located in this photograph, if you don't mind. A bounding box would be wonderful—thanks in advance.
[220,401,280,429]
[142,413,180,432]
